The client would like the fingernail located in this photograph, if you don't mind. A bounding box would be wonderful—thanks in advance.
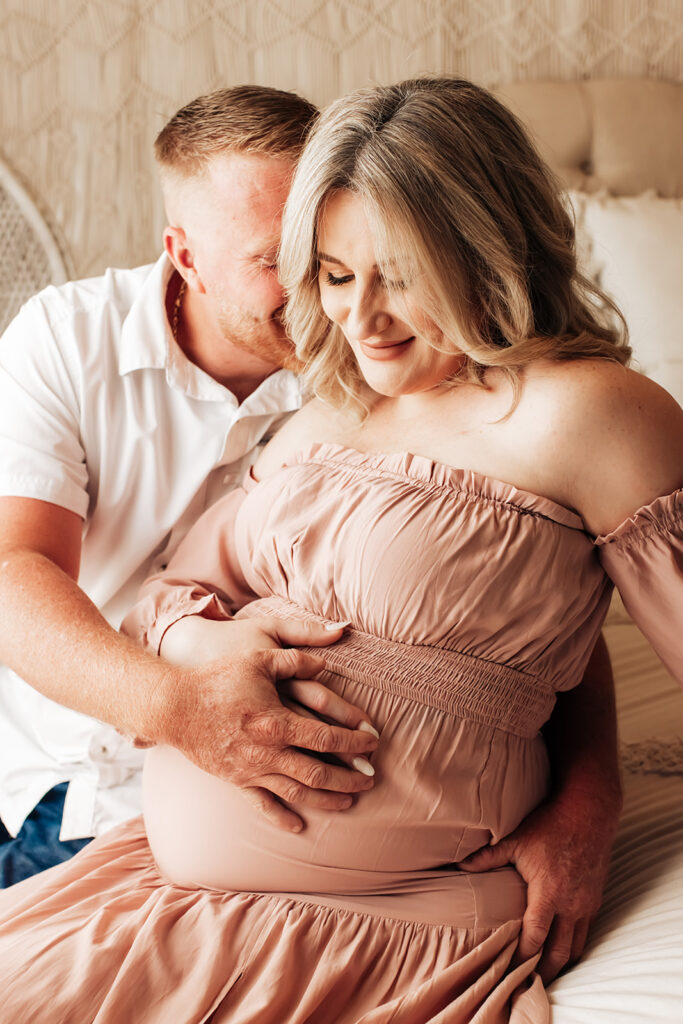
[352,756,375,777]
[324,620,351,631]
[358,721,380,739]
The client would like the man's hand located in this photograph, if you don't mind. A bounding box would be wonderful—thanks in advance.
[0,506,379,837]
[460,634,622,983]
[458,787,619,982]
[148,614,380,832]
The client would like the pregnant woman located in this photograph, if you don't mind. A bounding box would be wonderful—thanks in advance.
[0,77,680,1024]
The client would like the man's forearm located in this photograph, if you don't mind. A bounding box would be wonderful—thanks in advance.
[0,547,379,830]
[0,548,171,741]
[543,633,623,816]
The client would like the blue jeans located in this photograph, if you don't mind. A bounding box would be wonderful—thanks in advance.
[0,783,92,888]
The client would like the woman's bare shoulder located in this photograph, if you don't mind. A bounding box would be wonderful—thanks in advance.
[253,397,344,480]
[528,359,682,449]
[524,359,683,534]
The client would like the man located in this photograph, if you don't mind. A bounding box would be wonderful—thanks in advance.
[0,85,621,982]
[0,85,376,870]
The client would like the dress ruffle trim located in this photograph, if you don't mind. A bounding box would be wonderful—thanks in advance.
[288,442,585,531]
[594,489,682,549]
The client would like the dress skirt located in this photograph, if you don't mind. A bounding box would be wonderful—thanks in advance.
[0,815,548,1023]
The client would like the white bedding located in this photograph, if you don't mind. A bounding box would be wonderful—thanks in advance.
[549,599,683,1022]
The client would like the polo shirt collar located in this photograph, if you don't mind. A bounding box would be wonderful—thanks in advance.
[119,254,229,401]
[118,254,302,411]
[118,253,176,377]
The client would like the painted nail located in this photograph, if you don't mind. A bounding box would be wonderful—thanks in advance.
[358,721,380,739]
[352,756,375,777]
[324,620,351,631]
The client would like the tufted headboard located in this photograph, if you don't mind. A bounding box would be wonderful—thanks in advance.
[486,78,683,413]
[492,78,683,197]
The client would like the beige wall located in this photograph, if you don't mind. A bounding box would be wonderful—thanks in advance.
[1,0,681,277]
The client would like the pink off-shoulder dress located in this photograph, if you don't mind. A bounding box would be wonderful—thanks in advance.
[0,444,680,1024]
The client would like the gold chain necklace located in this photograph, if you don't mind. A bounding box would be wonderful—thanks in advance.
[171,279,187,342]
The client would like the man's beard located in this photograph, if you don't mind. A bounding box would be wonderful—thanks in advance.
[216,302,301,372]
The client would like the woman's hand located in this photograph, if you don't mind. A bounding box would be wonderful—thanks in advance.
[161,611,338,661]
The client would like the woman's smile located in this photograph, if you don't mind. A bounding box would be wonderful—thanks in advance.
[358,336,415,360]
[317,190,464,396]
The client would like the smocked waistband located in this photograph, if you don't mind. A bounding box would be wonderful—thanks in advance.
[239,597,555,738]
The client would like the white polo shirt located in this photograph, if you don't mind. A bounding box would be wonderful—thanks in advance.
[0,254,303,840]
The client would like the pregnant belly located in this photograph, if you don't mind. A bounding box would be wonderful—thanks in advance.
[142,694,549,894]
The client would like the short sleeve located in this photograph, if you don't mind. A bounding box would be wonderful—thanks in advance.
[596,490,683,686]
[121,485,258,653]
[0,294,88,517]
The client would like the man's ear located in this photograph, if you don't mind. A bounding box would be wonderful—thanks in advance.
[163,226,206,294]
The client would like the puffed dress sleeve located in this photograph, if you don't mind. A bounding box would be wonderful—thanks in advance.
[595,489,683,686]
[121,482,258,653]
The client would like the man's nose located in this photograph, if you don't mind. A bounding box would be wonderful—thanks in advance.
[270,280,286,315]
[273,277,286,303]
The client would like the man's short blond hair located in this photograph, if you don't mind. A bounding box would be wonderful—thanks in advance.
[154,85,318,178]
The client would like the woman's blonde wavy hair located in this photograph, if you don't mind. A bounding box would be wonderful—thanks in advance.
[279,76,630,415]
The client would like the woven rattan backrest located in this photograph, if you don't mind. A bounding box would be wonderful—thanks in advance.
[0,158,69,335]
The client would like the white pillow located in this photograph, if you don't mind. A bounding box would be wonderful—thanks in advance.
[566,191,683,408]
[564,191,597,280]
